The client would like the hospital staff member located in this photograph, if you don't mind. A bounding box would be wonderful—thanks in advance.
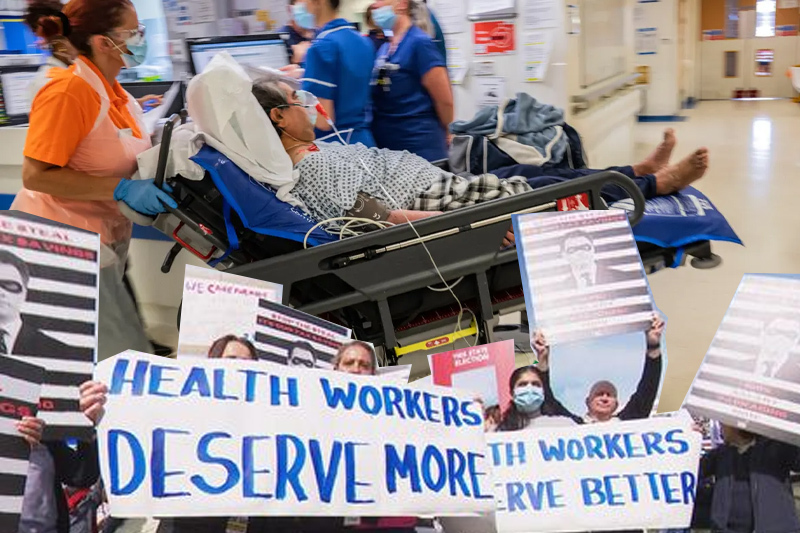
[14,0,177,361]
[371,0,453,162]
[297,0,376,146]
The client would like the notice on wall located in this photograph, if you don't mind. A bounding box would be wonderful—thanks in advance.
[635,27,658,55]
[522,30,554,82]
[489,416,701,533]
[473,21,517,56]
[94,351,495,517]
[475,76,506,108]
[684,274,800,447]
[521,0,559,31]
[190,0,216,24]
[431,0,467,34]
[778,0,798,8]
[447,45,469,85]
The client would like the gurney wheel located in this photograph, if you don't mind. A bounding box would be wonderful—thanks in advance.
[691,253,722,269]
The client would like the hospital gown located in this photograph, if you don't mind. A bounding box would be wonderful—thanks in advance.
[292,142,532,222]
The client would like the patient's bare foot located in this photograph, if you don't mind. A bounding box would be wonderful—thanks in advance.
[633,128,677,176]
[654,148,708,195]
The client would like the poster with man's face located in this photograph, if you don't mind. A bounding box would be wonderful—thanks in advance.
[0,211,100,439]
[514,210,654,346]
[684,274,800,445]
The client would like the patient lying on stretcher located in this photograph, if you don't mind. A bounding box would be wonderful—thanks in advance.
[253,80,709,229]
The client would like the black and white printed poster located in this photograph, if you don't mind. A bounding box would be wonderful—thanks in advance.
[0,211,100,439]
[514,210,654,345]
[254,299,352,369]
[685,274,800,445]
[0,355,45,533]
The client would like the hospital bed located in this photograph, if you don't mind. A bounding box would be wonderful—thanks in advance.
[143,115,739,365]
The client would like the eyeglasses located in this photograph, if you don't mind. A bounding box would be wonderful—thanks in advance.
[109,24,145,43]
[0,280,23,294]
[277,90,319,111]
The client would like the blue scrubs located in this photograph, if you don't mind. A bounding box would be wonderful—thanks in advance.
[371,26,448,162]
[301,18,376,147]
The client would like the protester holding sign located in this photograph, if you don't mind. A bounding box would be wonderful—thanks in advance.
[333,341,378,376]
[207,335,259,360]
[700,424,800,533]
[533,315,664,425]
[497,366,577,431]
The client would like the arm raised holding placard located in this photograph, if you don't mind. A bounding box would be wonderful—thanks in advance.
[533,330,583,425]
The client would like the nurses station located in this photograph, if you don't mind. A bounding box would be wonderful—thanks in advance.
[0,0,743,380]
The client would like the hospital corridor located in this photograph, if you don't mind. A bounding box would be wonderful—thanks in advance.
[3,0,800,531]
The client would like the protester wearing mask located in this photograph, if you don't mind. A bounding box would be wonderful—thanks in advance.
[279,0,314,66]
[295,0,376,146]
[15,0,177,361]
[701,424,800,533]
[533,315,665,424]
[370,0,453,162]
[497,366,576,431]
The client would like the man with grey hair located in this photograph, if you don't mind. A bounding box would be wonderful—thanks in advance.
[333,340,376,375]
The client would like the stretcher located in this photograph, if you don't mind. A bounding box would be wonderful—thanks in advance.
[142,115,738,365]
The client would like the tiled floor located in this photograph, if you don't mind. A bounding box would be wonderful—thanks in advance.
[637,99,800,412]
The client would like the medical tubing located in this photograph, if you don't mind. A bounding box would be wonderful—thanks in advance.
[327,119,478,348]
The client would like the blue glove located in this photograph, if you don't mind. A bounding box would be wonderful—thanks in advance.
[113,178,178,216]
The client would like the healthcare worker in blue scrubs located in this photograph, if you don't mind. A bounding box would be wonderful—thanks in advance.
[370,0,453,162]
[295,0,376,146]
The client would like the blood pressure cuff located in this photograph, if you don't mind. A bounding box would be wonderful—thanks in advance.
[345,192,391,223]
[612,186,742,266]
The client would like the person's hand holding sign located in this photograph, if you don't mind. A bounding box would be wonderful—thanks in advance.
[16,417,44,448]
[646,314,665,359]
[532,329,550,369]
[79,381,108,426]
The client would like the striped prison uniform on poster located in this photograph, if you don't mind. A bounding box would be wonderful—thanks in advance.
[0,355,45,533]
[0,211,99,440]
[686,274,800,444]
[516,210,653,345]
[253,299,351,369]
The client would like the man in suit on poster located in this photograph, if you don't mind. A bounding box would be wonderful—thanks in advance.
[559,230,632,291]
[0,250,68,356]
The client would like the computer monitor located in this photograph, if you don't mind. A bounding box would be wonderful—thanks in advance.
[186,34,289,75]
[122,80,185,117]
[0,65,40,126]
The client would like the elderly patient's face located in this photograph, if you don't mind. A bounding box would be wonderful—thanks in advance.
[276,82,316,143]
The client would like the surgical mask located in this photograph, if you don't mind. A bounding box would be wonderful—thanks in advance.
[372,5,397,31]
[293,3,316,30]
[513,385,545,413]
[279,90,319,126]
[108,33,147,68]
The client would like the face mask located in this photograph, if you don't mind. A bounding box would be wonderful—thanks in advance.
[513,385,545,413]
[108,34,147,68]
[372,5,397,31]
[293,3,316,30]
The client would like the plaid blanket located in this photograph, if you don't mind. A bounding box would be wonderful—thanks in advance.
[413,173,532,212]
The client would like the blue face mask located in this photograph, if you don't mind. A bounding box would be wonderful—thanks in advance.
[293,3,316,30]
[513,385,545,413]
[372,5,397,31]
[108,34,147,69]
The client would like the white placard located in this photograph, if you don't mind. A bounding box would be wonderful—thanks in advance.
[514,211,654,346]
[447,46,469,84]
[468,0,516,19]
[0,72,37,116]
[522,0,559,30]
[95,351,494,517]
[684,274,800,446]
[431,0,467,34]
[178,265,283,358]
[489,416,702,532]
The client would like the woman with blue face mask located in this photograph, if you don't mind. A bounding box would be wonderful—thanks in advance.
[370,0,453,162]
[497,366,578,431]
[296,0,377,147]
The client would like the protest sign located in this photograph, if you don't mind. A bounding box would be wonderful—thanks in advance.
[1,211,100,439]
[514,211,653,345]
[0,355,45,533]
[94,351,494,518]
[178,265,283,358]
[376,364,413,384]
[430,340,516,409]
[254,299,351,369]
[685,274,800,445]
[488,416,701,533]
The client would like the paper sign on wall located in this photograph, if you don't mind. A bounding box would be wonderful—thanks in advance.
[489,416,701,532]
[432,0,467,34]
[475,76,506,108]
[635,28,658,55]
[473,21,516,56]
[94,351,494,517]
[447,46,469,84]
[522,29,554,82]
[522,0,559,30]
